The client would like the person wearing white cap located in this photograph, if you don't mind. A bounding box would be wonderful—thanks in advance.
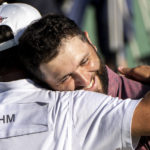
[0,2,150,150]
[0,2,41,51]
[0,2,41,81]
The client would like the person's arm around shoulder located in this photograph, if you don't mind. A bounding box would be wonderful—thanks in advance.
[118,65,150,83]
[132,91,150,136]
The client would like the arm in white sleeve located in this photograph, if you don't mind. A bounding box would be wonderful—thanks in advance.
[70,90,142,150]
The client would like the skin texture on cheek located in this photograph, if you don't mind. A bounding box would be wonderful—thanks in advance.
[39,36,108,93]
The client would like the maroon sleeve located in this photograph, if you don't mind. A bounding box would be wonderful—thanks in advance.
[107,66,150,99]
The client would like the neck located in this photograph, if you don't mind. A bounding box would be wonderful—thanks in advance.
[0,68,27,82]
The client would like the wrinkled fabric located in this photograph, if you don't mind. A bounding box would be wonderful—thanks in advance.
[107,66,150,99]
[107,66,150,150]
[0,79,141,150]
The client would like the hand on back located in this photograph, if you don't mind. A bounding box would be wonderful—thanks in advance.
[118,65,150,83]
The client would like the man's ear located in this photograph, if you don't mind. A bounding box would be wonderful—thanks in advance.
[84,31,97,51]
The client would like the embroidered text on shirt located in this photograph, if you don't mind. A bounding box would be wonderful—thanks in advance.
[0,114,15,123]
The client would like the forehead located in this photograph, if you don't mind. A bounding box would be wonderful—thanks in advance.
[53,36,91,61]
[40,36,94,78]
[59,36,89,56]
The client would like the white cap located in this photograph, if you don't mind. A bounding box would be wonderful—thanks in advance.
[0,2,41,51]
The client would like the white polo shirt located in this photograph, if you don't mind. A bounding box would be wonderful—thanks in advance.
[0,79,141,150]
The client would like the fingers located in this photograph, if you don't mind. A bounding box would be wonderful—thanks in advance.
[118,66,132,76]
[118,65,150,83]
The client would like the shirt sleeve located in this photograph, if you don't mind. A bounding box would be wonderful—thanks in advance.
[107,66,150,99]
[70,90,141,150]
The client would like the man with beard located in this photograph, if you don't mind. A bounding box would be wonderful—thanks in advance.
[19,14,150,99]
[18,14,150,150]
[2,3,150,150]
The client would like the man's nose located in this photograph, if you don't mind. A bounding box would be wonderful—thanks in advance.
[74,69,91,89]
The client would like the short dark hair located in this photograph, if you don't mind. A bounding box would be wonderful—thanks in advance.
[0,25,14,43]
[18,14,89,80]
[0,25,21,74]
[0,0,5,5]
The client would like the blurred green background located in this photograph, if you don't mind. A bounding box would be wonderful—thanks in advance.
[82,0,150,68]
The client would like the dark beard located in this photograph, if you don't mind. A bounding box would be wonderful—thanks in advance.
[96,57,108,94]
